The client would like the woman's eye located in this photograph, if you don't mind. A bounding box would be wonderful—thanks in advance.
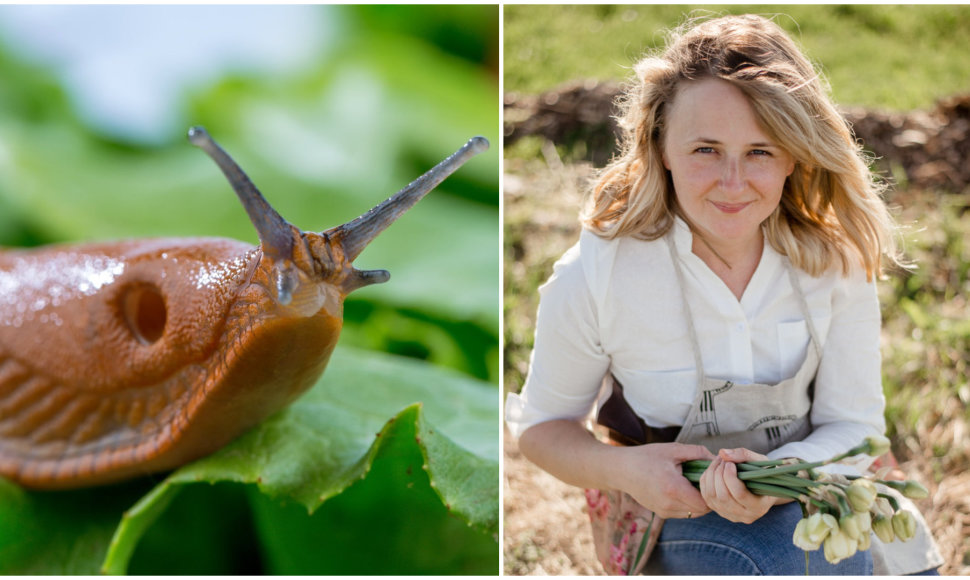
[750,149,772,156]
[695,146,715,154]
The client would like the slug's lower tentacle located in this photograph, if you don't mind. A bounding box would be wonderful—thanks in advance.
[342,268,391,294]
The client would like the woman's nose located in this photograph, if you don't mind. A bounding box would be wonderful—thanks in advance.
[719,159,746,193]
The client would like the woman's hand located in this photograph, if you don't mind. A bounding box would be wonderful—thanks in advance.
[611,442,716,520]
[699,448,791,523]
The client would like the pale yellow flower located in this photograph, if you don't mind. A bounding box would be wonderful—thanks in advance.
[872,514,895,543]
[857,530,872,551]
[873,497,894,518]
[846,478,877,513]
[792,517,823,551]
[864,435,891,457]
[806,512,838,544]
[902,480,929,500]
[892,510,917,541]
[823,527,859,564]
[839,513,864,540]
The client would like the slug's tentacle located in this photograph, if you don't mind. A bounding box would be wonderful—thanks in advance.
[337,136,489,262]
[189,127,488,301]
[188,127,295,265]
[342,268,391,294]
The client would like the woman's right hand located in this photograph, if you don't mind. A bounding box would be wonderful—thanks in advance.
[518,420,713,519]
[609,442,715,519]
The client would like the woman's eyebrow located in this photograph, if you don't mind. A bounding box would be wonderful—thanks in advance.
[690,137,779,148]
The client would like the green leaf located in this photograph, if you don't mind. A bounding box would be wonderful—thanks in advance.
[0,347,497,574]
[248,404,498,574]
[104,346,497,574]
[0,477,155,574]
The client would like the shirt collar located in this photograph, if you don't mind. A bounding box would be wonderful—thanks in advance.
[669,215,782,269]
[671,215,695,258]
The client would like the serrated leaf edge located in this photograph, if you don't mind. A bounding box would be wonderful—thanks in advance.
[100,402,497,574]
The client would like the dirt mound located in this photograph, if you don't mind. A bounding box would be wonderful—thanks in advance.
[504,80,970,193]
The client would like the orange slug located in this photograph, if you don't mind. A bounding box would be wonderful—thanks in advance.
[0,127,488,490]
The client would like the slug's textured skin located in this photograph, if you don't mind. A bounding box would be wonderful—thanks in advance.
[0,235,342,489]
[0,129,487,490]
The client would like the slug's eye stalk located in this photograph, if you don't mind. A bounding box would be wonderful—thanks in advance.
[189,126,489,300]
[188,127,295,265]
[336,136,490,262]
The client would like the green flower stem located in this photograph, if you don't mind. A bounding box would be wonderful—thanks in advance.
[682,470,702,483]
[683,460,821,478]
[682,460,711,472]
[737,461,824,480]
[878,492,901,512]
[741,458,793,468]
[835,491,853,517]
[737,463,773,472]
[879,480,907,494]
[755,474,822,490]
[745,481,807,501]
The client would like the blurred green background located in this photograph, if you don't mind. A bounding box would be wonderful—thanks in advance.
[0,4,499,574]
[0,4,499,382]
[505,4,970,110]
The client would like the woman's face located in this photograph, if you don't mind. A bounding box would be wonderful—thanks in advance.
[662,77,795,252]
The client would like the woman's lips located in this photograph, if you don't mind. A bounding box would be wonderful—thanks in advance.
[711,201,752,214]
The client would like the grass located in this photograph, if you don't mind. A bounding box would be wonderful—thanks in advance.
[879,191,970,456]
[504,5,970,111]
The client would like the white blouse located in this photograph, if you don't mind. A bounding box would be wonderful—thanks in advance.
[505,218,886,464]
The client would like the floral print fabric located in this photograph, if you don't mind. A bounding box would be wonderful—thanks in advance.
[585,488,663,575]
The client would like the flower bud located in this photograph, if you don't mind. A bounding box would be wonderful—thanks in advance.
[846,478,877,513]
[892,510,917,541]
[872,514,895,543]
[823,527,859,564]
[857,529,872,551]
[864,434,892,457]
[793,517,823,551]
[873,497,894,518]
[840,513,863,540]
[806,512,838,544]
[902,480,929,500]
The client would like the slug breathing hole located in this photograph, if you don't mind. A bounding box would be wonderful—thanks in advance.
[122,284,167,345]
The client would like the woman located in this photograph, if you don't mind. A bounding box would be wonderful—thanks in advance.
[505,14,942,575]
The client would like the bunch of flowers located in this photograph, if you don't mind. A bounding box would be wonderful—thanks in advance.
[681,435,927,565]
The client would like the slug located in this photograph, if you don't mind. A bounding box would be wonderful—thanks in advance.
[0,127,489,490]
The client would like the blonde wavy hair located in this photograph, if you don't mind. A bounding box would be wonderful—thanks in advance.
[581,14,900,279]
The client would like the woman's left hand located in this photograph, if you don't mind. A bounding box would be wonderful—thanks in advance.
[699,448,791,524]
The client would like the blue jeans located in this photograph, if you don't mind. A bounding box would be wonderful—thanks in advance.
[643,502,873,575]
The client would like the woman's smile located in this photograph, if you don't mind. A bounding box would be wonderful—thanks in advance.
[710,201,754,214]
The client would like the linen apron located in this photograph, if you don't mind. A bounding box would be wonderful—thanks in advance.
[585,234,941,575]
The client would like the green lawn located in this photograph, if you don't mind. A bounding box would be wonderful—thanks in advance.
[505,5,970,110]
